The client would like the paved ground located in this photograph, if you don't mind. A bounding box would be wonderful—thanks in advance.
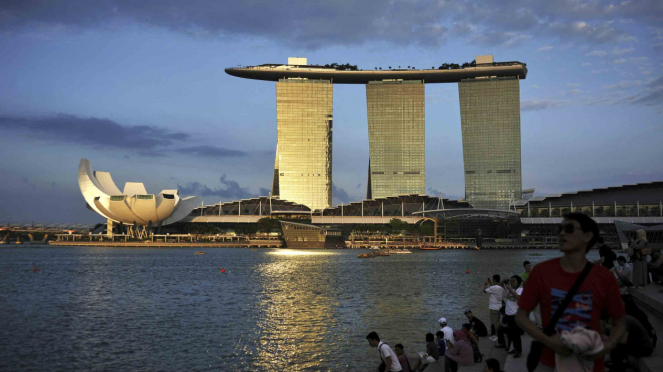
[404,335,508,372]
[400,284,663,372]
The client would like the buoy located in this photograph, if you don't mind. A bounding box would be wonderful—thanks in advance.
[466,269,470,274]
[33,263,39,272]
[221,268,226,273]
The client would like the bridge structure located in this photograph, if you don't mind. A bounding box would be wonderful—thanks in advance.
[0,222,97,244]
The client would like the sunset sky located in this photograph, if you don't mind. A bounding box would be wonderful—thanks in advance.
[1,0,661,223]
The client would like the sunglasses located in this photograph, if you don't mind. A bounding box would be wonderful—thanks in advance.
[557,223,582,234]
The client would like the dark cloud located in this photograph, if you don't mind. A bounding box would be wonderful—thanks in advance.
[332,182,356,205]
[178,174,266,200]
[175,145,247,158]
[0,113,251,158]
[0,113,188,151]
[2,1,659,48]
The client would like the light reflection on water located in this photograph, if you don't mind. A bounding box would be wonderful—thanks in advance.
[0,247,600,371]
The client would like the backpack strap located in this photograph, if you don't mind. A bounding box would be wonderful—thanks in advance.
[543,261,593,336]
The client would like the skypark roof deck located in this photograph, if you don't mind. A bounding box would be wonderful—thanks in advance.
[225,61,527,84]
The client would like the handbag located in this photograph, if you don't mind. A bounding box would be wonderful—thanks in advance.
[526,261,593,372]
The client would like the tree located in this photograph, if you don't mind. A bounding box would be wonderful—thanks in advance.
[388,218,407,234]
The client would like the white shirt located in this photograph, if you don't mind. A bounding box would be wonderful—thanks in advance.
[441,325,455,345]
[485,285,504,310]
[614,263,633,294]
[377,341,402,372]
[505,287,523,316]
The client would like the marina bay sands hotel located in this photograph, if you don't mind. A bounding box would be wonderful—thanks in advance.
[225,55,527,211]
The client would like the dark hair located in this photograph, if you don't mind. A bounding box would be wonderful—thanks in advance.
[436,331,444,338]
[510,275,523,287]
[426,333,434,342]
[485,358,502,372]
[563,212,600,252]
[523,260,531,267]
[597,237,604,244]
[617,256,626,262]
[462,323,471,330]
[492,274,501,283]
[366,332,380,342]
[395,343,404,350]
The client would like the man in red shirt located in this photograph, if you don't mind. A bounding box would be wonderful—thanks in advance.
[515,213,625,372]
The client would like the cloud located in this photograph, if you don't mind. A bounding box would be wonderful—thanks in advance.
[612,47,634,55]
[621,76,663,106]
[175,145,247,158]
[1,1,657,48]
[521,99,566,111]
[178,174,266,200]
[613,58,627,64]
[332,183,357,205]
[586,50,607,56]
[536,45,554,52]
[0,113,189,151]
[603,81,643,90]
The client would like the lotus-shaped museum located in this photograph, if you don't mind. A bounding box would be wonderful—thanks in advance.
[78,158,197,226]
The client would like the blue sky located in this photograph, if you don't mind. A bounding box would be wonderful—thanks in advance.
[0,0,661,223]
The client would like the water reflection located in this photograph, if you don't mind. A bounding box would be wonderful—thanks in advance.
[253,251,339,371]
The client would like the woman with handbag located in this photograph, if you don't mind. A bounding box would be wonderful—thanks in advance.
[628,229,650,288]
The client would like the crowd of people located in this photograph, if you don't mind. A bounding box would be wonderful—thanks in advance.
[367,213,659,372]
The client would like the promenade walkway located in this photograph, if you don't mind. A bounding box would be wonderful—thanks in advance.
[406,285,663,372]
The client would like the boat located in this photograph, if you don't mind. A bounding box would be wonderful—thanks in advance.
[419,245,442,250]
[390,249,412,254]
[194,251,206,255]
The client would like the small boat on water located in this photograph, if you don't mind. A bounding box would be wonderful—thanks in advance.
[358,250,391,258]
[419,245,442,250]
[194,251,206,255]
[390,249,412,254]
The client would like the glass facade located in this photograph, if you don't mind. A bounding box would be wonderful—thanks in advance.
[459,77,522,210]
[366,80,425,199]
[274,79,333,210]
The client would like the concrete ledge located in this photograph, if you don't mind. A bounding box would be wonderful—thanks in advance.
[629,286,663,318]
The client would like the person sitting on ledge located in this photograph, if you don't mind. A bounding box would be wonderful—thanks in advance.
[394,344,413,372]
[445,330,474,372]
[436,331,446,357]
[464,309,488,337]
[411,332,439,371]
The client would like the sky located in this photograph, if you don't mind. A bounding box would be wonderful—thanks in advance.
[0,0,662,224]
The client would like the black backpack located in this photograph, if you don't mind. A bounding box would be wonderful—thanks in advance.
[622,295,657,348]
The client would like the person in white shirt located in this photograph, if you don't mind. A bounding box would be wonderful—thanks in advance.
[438,317,454,345]
[366,331,402,372]
[504,275,524,357]
[612,255,633,294]
[483,274,504,342]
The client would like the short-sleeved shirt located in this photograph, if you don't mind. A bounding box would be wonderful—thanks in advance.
[599,246,615,269]
[520,271,530,283]
[505,287,523,316]
[426,340,440,360]
[441,326,454,345]
[377,342,402,372]
[437,339,446,356]
[518,258,625,372]
[485,285,504,310]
